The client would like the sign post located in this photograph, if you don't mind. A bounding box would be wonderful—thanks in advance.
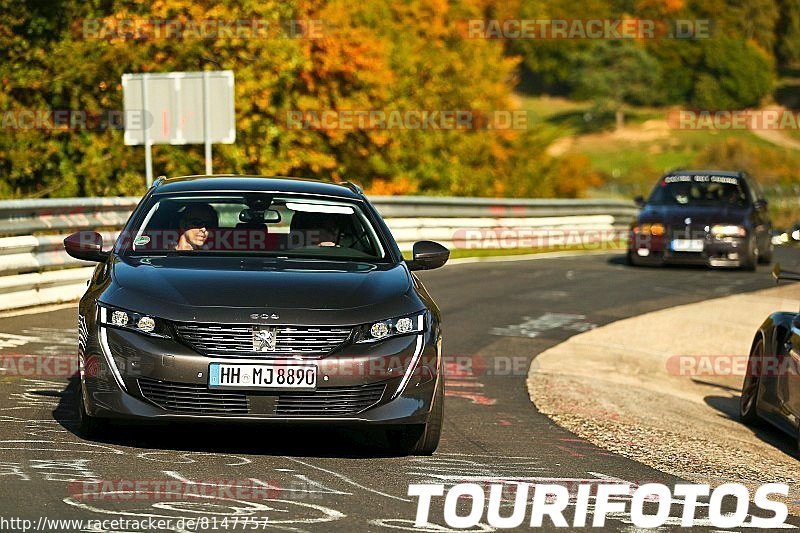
[122,70,236,187]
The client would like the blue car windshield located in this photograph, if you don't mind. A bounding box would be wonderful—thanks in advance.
[122,193,387,261]
[647,175,750,207]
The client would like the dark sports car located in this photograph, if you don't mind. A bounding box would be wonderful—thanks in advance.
[63,175,448,455]
[740,264,800,453]
[627,170,772,270]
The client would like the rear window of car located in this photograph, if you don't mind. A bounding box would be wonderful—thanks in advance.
[647,174,750,207]
[120,192,388,261]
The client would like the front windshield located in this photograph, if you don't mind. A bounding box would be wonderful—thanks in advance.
[123,193,387,261]
[647,174,750,207]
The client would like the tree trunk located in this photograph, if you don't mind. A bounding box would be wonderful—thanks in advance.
[615,108,625,130]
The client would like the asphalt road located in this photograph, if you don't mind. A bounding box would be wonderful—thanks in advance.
[1,249,800,532]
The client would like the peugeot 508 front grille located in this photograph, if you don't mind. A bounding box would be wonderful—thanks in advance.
[275,383,386,416]
[137,378,387,416]
[138,377,250,414]
[174,323,353,358]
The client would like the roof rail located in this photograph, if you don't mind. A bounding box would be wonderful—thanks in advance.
[152,175,167,188]
[339,181,363,195]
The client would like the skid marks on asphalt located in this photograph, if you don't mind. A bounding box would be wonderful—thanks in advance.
[443,359,496,406]
[490,313,596,339]
[0,327,76,354]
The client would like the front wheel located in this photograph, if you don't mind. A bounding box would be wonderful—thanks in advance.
[739,337,763,425]
[76,383,107,439]
[390,376,444,456]
[758,239,773,264]
[742,236,758,271]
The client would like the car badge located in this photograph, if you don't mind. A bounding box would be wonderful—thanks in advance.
[685,217,691,225]
[253,326,278,352]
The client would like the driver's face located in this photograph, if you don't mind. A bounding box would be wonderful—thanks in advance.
[179,207,216,247]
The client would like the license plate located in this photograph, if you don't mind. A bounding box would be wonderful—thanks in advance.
[208,363,317,390]
[671,239,704,252]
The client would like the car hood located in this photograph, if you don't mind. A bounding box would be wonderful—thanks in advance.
[102,255,421,324]
[639,204,749,226]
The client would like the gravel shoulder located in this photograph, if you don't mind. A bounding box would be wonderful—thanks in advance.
[527,282,800,512]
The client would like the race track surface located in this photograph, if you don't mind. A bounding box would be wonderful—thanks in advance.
[1,249,799,531]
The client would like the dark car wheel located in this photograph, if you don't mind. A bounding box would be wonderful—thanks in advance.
[76,383,107,439]
[742,236,758,271]
[739,337,763,425]
[758,240,773,264]
[391,376,444,456]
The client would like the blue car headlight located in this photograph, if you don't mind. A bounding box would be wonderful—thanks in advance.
[97,304,171,338]
[354,313,426,343]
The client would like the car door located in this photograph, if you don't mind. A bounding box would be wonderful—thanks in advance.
[783,316,800,421]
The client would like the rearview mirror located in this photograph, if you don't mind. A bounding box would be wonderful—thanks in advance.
[63,231,109,262]
[406,241,449,271]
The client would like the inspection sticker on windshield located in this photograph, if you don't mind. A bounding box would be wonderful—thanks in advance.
[208,363,317,390]
[671,239,704,252]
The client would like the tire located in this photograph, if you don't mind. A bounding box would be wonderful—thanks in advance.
[625,250,635,266]
[76,382,107,439]
[739,337,763,425]
[759,240,773,264]
[392,376,444,456]
[742,236,758,271]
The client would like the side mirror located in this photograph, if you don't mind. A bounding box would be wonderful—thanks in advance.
[755,199,768,209]
[406,241,449,271]
[634,195,645,208]
[63,231,109,262]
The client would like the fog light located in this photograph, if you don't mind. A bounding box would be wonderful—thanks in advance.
[370,322,389,339]
[396,317,414,334]
[728,252,739,260]
[637,248,650,257]
[137,316,156,333]
[111,310,129,326]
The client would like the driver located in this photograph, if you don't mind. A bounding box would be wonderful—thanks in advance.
[175,203,219,251]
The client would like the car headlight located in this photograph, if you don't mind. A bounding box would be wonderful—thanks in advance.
[98,304,170,338]
[711,225,746,238]
[354,313,425,343]
[635,223,665,236]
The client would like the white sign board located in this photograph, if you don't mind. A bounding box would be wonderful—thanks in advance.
[122,70,235,145]
[121,70,236,185]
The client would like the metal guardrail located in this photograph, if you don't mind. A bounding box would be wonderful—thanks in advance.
[0,195,637,311]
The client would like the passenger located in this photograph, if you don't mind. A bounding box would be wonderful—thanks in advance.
[308,218,340,247]
[175,204,219,251]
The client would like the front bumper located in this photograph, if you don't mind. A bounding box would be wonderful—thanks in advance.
[81,323,440,426]
[628,233,749,268]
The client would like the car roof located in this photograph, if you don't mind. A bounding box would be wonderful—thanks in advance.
[666,170,744,178]
[153,175,363,199]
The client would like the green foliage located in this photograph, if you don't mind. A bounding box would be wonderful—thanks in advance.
[692,38,774,109]
[570,41,662,110]
[0,0,572,199]
[514,0,781,108]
